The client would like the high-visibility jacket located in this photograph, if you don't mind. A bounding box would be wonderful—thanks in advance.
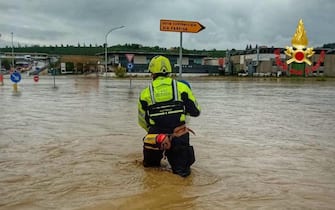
[138,76,200,132]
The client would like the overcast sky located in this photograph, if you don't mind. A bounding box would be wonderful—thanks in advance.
[0,0,334,50]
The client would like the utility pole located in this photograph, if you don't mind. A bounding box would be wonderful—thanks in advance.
[104,26,125,79]
[11,32,14,69]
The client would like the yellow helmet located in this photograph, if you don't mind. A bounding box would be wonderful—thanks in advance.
[148,55,172,74]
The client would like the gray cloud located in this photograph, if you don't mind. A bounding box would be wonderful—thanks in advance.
[0,0,334,49]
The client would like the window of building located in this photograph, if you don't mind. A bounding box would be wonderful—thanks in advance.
[190,58,202,65]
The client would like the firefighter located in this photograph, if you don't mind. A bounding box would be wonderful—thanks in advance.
[138,55,201,177]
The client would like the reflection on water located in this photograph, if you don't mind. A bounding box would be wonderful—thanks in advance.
[1,76,335,210]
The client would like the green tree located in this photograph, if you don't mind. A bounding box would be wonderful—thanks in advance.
[114,65,126,78]
[1,58,11,69]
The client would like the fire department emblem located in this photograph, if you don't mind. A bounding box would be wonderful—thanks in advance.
[274,19,325,76]
[284,19,315,65]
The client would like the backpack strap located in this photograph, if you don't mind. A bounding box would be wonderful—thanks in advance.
[149,83,155,104]
[149,79,178,104]
[172,79,178,101]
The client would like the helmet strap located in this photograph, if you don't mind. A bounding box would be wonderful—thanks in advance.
[152,73,169,80]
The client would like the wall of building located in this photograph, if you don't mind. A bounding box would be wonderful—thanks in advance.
[134,55,147,64]
[227,49,335,77]
[60,55,102,74]
[204,58,219,65]
[324,54,335,76]
[258,61,273,73]
[60,55,101,64]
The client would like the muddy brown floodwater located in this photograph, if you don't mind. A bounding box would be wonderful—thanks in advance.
[1,75,335,210]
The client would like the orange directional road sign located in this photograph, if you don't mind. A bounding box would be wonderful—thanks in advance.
[160,19,205,33]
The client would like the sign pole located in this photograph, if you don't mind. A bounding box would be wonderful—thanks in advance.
[10,71,21,92]
[53,68,56,88]
[13,83,18,92]
[129,75,132,89]
[179,32,183,78]
[126,54,134,89]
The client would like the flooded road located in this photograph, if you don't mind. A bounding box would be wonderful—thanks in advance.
[1,75,335,210]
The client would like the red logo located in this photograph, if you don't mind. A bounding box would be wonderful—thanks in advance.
[274,19,325,76]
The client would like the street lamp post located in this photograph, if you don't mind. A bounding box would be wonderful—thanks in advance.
[11,32,14,69]
[104,25,125,79]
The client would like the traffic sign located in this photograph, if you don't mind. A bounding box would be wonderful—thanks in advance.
[125,54,134,62]
[160,19,205,33]
[33,75,39,82]
[127,63,134,70]
[10,71,21,83]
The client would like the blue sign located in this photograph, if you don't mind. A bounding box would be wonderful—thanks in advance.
[10,71,22,83]
[127,63,134,70]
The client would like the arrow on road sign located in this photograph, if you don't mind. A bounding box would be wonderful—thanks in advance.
[10,71,22,83]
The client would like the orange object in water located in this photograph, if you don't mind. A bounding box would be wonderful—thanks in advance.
[0,74,3,85]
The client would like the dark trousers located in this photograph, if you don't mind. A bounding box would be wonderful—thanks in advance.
[143,133,195,177]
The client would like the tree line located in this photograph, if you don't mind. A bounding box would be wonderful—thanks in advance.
[0,43,227,57]
[323,43,335,49]
[3,42,332,58]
